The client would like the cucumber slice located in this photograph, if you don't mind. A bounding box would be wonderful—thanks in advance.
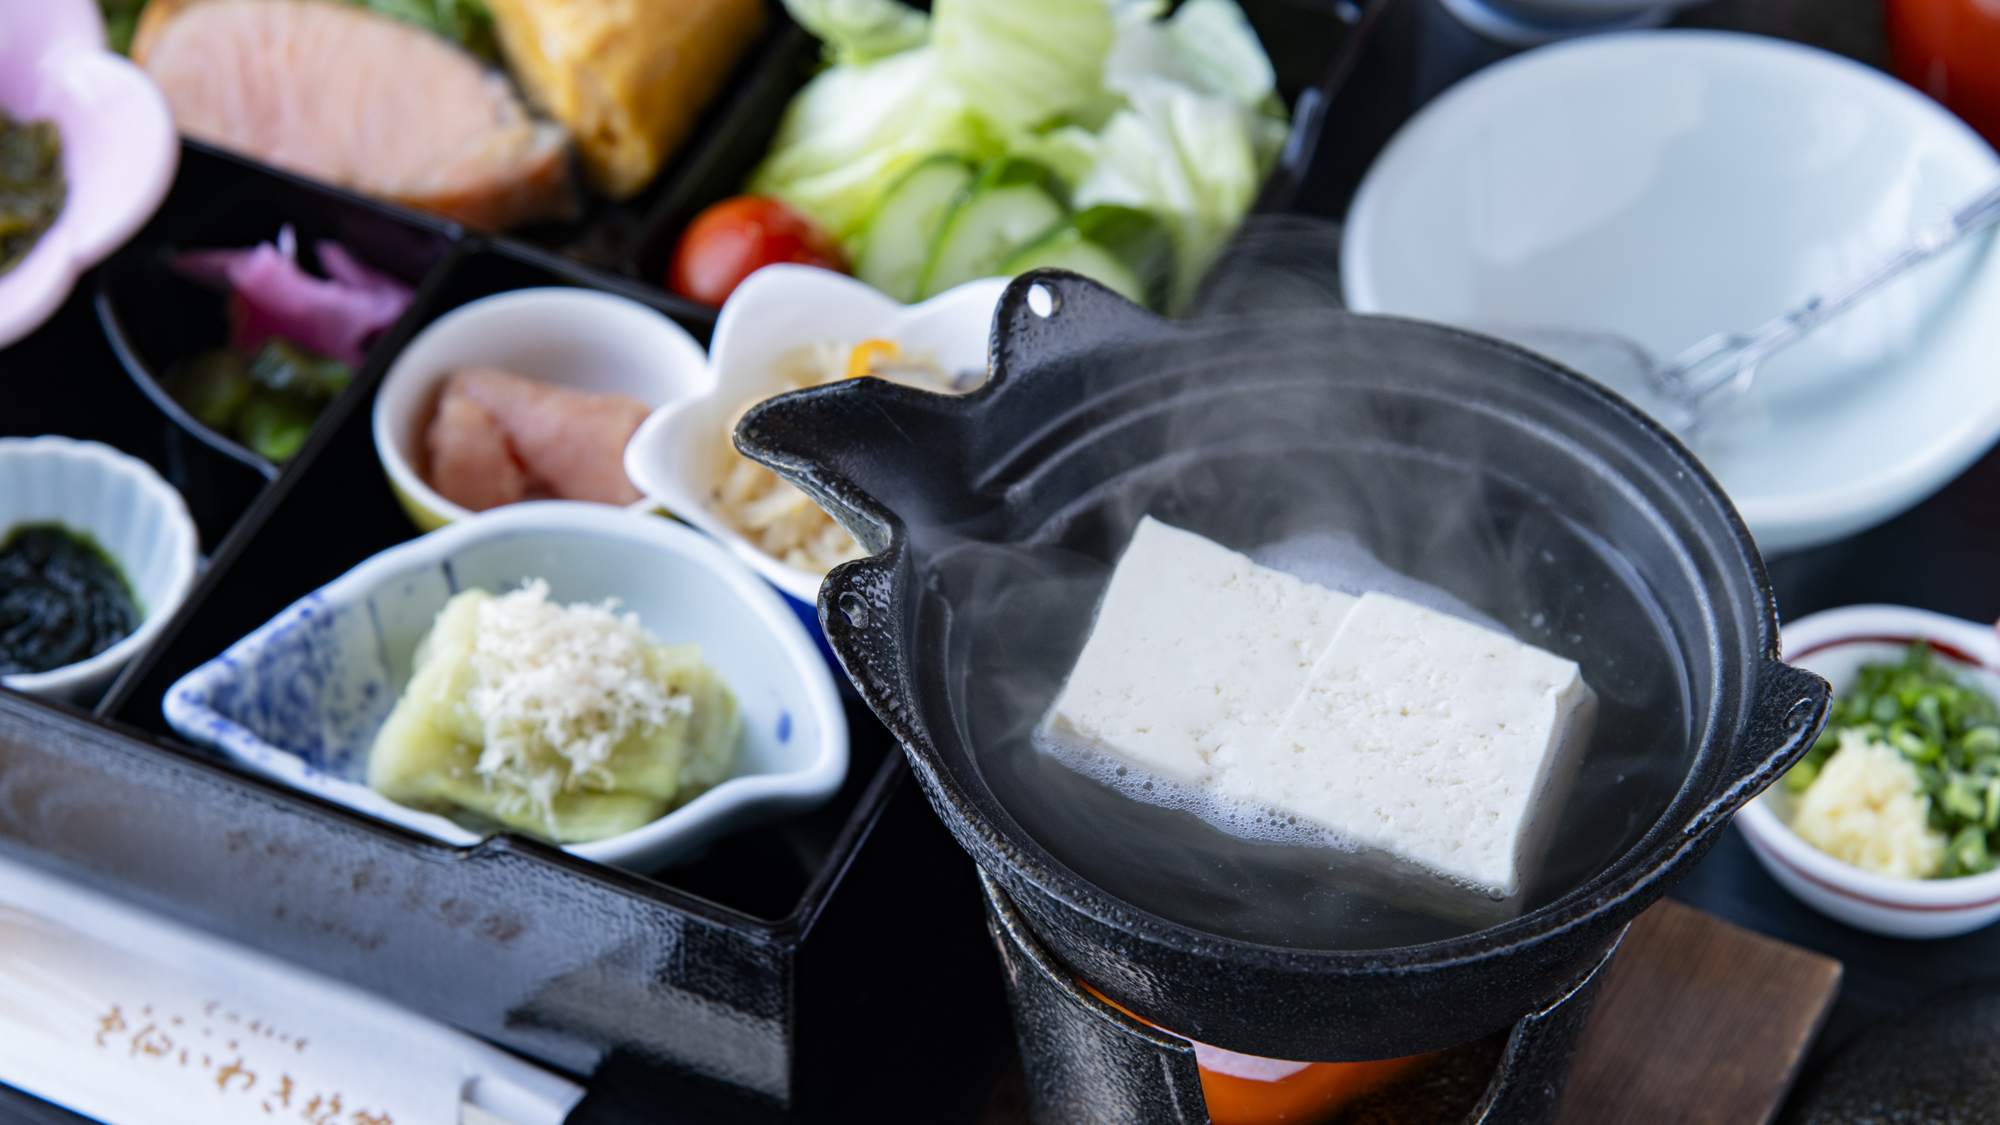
[856,156,975,303]
[917,159,1066,300]
[1000,227,1146,305]
[1074,205,1173,307]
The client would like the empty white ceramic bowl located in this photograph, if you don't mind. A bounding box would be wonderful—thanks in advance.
[161,501,848,872]
[0,436,199,702]
[372,287,709,532]
[1343,31,2000,556]
[624,264,1008,606]
[1738,604,2000,938]
[0,0,177,349]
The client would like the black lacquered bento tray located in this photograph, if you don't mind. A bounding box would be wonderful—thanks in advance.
[0,0,1987,1121]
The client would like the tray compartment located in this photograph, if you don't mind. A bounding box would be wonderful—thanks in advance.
[2,273,266,565]
[0,688,1004,1116]
[95,143,459,484]
[73,236,1007,1114]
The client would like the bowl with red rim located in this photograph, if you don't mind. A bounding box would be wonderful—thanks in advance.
[1738,604,2000,939]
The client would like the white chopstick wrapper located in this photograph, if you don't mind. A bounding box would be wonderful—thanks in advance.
[0,850,583,1125]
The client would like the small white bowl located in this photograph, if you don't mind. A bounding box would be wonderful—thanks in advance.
[624,264,1007,605]
[0,436,199,702]
[161,501,848,873]
[1342,31,2000,556]
[1738,604,2000,939]
[372,287,709,532]
[0,0,177,348]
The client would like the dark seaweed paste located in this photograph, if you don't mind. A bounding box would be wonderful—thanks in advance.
[0,525,140,676]
[0,112,63,277]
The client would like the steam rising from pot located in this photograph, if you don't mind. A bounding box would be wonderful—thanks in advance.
[889,218,1696,950]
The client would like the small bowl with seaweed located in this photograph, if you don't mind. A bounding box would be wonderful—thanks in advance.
[0,436,200,703]
[1739,604,2000,938]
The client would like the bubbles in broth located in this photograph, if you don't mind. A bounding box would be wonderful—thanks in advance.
[924,450,1689,952]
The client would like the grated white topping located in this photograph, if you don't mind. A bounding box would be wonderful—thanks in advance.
[1792,728,1947,879]
[466,579,692,831]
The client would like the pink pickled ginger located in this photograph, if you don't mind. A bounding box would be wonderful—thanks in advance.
[173,225,414,366]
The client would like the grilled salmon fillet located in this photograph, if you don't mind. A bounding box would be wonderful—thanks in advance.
[136,0,574,229]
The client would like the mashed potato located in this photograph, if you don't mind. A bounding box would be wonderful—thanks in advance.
[1791,729,1946,879]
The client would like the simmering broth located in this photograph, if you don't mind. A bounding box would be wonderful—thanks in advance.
[925,446,1689,951]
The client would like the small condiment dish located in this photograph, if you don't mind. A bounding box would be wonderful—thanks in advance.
[1738,604,2000,939]
[0,0,177,348]
[161,500,848,872]
[1342,30,2000,556]
[0,436,199,703]
[372,287,709,532]
[623,264,1007,607]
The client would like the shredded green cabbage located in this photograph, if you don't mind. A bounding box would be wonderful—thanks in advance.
[754,0,1289,307]
[782,0,930,65]
[749,48,1003,243]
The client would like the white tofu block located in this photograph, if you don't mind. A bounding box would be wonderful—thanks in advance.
[1213,592,1594,897]
[1047,517,1357,786]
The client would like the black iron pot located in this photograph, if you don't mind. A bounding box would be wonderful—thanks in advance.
[737,272,1828,1062]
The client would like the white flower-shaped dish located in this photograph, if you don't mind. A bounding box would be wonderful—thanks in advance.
[0,436,199,703]
[1343,31,2000,556]
[373,287,710,532]
[1739,604,2000,939]
[0,0,177,348]
[624,264,1008,607]
[162,501,848,873]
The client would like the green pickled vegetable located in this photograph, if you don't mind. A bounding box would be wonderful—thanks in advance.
[99,0,497,59]
[341,0,499,62]
[166,349,253,432]
[99,0,147,54]
[238,393,317,463]
[165,339,352,463]
[0,113,64,277]
[0,525,140,677]
[248,337,354,405]
[1786,640,2000,877]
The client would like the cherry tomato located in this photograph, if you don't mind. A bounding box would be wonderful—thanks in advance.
[667,195,847,306]
[1888,0,2000,148]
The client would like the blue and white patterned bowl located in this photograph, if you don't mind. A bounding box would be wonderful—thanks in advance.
[163,501,848,872]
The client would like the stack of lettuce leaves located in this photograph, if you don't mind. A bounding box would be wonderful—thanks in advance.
[752,0,1290,310]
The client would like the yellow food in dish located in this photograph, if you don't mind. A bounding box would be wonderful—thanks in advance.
[486,0,768,198]
[367,580,738,843]
[1791,729,1947,879]
[713,339,958,574]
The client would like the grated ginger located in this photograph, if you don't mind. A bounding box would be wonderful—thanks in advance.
[366,580,739,843]
[1790,729,1946,879]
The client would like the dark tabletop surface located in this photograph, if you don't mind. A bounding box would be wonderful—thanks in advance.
[3,0,1993,1122]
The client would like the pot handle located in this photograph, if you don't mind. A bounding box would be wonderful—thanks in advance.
[1683,659,1830,837]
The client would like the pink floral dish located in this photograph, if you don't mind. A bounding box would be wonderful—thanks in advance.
[0,0,177,349]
